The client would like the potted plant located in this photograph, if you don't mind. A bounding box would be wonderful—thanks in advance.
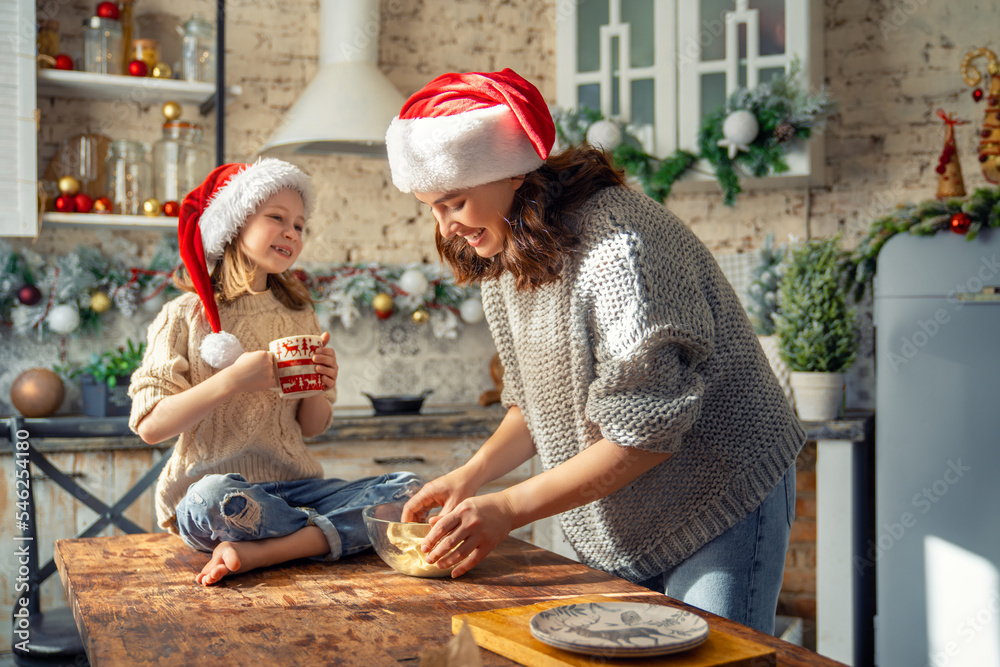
[68,339,147,417]
[773,236,858,420]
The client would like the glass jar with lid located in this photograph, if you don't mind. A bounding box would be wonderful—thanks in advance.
[179,14,215,84]
[82,16,123,75]
[153,122,213,204]
[106,140,152,215]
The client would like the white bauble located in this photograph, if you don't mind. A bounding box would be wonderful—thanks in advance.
[399,269,430,297]
[459,297,484,324]
[47,304,81,334]
[717,110,760,159]
[586,120,622,151]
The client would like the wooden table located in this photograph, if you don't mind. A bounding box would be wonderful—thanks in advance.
[55,533,843,666]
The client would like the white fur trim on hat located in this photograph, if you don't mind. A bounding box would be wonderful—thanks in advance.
[386,105,544,193]
[199,158,315,263]
[200,331,245,369]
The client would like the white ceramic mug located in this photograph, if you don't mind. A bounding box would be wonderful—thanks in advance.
[268,334,325,399]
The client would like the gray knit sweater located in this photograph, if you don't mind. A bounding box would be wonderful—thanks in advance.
[481,185,805,583]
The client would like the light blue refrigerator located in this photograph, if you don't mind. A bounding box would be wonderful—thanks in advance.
[875,230,1000,666]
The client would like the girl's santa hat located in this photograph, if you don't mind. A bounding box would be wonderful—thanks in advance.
[385,68,556,193]
[178,158,314,369]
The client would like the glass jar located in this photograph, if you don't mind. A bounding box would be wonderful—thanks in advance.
[37,20,59,67]
[132,38,160,71]
[106,140,152,215]
[82,17,123,75]
[153,122,212,204]
[179,14,215,84]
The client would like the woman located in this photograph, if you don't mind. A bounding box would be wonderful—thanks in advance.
[388,69,804,634]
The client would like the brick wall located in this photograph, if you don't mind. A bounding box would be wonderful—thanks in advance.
[782,443,819,625]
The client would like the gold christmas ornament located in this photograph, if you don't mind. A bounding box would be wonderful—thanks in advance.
[411,308,430,324]
[10,368,65,418]
[935,110,967,200]
[90,291,112,313]
[151,62,172,79]
[162,101,182,121]
[142,198,162,216]
[961,47,1000,183]
[58,175,81,195]
[372,292,394,320]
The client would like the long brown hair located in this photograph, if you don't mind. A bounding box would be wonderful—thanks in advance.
[174,240,312,311]
[436,146,627,290]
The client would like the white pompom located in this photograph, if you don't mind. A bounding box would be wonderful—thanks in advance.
[717,110,760,159]
[586,120,622,151]
[200,331,245,369]
[399,268,430,296]
[459,297,484,324]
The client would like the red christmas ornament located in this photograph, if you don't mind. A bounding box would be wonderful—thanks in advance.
[54,54,74,70]
[95,1,119,19]
[93,196,112,213]
[127,59,148,77]
[17,284,42,306]
[972,88,984,102]
[55,194,76,213]
[74,193,94,213]
[950,212,972,234]
[161,200,180,216]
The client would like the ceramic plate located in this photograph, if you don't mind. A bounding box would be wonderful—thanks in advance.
[529,602,709,658]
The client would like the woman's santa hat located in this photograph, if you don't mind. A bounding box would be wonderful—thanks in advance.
[385,68,556,193]
[178,158,314,369]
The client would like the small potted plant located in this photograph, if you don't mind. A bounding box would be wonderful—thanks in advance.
[69,339,147,417]
[773,236,858,420]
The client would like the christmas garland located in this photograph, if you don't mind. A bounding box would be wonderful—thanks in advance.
[553,60,835,206]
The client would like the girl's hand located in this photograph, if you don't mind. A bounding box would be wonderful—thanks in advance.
[420,493,515,578]
[226,350,277,393]
[401,467,480,523]
[312,332,338,391]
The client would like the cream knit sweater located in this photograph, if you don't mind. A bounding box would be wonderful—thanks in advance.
[482,185,805,583]
[128,291,334,533]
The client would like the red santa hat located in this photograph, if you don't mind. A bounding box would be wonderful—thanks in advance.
[178,158,314,369]
[385,68,556,194]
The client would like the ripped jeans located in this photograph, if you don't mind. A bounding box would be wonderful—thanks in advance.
[174,471,423,560]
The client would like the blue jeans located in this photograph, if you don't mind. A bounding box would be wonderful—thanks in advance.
[638,466,795,635]
[175,471,423,560]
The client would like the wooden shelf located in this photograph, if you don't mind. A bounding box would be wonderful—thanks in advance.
[41,212,177,231]
[36,70,242,107]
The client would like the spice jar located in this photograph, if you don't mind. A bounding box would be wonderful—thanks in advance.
[132,38,160,70]
[37,20,60,66]
[82,16,123,75]
[179,14,215,84]
[106,140,152,215]
[153,122,212,204]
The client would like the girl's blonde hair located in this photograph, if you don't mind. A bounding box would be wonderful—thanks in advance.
[174,238,313,311]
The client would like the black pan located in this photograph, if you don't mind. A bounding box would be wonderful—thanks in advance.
[362,389,433,415]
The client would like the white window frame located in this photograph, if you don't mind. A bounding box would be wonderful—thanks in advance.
[1,0,39,237]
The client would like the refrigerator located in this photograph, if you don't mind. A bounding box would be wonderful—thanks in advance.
[874,230,1000,666]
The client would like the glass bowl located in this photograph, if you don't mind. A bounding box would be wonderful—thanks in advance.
[362,501,457,578]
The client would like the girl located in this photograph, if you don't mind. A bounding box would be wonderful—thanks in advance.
[129,158,421,586]
[388,70,804,634]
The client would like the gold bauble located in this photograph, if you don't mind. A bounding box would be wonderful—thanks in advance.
[58,175,81,195]
[162,101,182,121]
[411,309,430,324]
[142,198,161,216]
[151,62,172,79]
[372,292,394,313]
[90,291,112,313]
[10,368,65,418]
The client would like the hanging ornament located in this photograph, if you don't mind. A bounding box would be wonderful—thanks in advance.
[55,194,76,212]
[586,120,623,151]
[47,304,81,334]
[93,196,112,213]
[151,62,172,79]
[372,292,394,320]
[95,1,119,19]
[459,297,484,324]
[162,101,182,121]
[127,59,148,77]
[973,88,984,102]
[717,110,760,159]
[10,368,65,418]
[399,268,430,296]
[90,291,112,313]
[58,175,81,195]
[74,193,94,213]
[162,200,180,217]
[934,109,968,200]
[960,47,1000,184]
[411,308,430,324]
[950,212,972,234]
[17,284,42,306]
[114,283,140,317]
[142,198,161,216]
[54,53,74,70]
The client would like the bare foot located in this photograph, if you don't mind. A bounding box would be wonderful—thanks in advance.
[196,541,244,586]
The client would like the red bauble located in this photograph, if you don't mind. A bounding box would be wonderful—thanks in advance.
[972,88,984,102]
[55,194,76,213]
[54,54,74,70]
[161,200,180,216]
[95,1,119,19]
[950,212,972,234]
[93,196,112,213]
[17,284,42,306]
[74,193,94,213]
[127,59,148,77]
[374,310,393,320]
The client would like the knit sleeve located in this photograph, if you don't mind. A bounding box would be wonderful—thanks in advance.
[581,218,714,453]
[480,279,525,409]
[128,299,194,434]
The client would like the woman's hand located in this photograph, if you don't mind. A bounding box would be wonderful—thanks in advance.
[311,332,338,391]
[420,493,515,578]
[401,467,481,523]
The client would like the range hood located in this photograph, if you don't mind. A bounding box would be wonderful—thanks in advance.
[256,0,405,158]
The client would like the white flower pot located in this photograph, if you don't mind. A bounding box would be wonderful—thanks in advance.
[789,371,846,421]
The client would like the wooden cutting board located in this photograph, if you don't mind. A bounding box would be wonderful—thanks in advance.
[453,595,776,667]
